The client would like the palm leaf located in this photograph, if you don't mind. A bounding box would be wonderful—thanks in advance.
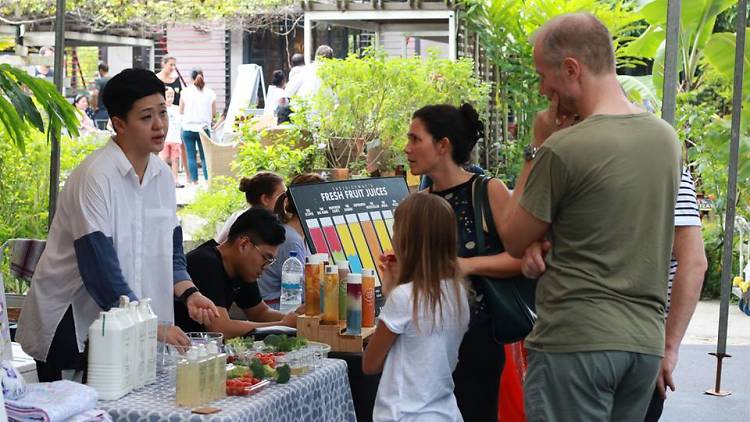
[0,64,80,147]
[617,74,662,112]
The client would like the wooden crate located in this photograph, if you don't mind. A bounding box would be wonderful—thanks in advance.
[297,314,376,353]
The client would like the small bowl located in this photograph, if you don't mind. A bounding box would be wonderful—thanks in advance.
[185,332,224,347]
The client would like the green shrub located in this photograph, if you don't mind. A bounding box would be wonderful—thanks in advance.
[179,176,246,244]
[701,219,740,299]
[295,48,491,172]
[232,125,317,181]
[0,130,105,293]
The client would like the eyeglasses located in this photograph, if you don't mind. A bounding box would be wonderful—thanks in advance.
[248,239,277,269]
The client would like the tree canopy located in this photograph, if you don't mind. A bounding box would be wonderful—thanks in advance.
[1,0,300,32]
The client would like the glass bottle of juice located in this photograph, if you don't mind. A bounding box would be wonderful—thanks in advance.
[346,274,362,335]
[197,345,211,405]
[304,256,322,316]
[322,265,339,324]
[176,347,200,407]
[362,269,376,328]
[337,261,350,322]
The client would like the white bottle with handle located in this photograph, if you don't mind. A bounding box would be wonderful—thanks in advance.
[118,296,137,391]
[128,301,147,389]
[87,310,131,400]
[138,298,158,385]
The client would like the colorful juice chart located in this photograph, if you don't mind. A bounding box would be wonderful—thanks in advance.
[319,217,347,264]
[288,177,410,313]
[381,210,395,237]
[305,219,330,255]
[370,211,393,254]
[358,212,385,280]
[333,215,363,274]
[346,214,377,275]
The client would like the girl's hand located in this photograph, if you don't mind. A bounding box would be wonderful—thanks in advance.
[378,253,398,297]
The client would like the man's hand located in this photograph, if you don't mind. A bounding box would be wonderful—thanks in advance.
[280,311,298,328]
[186,292,220,325]
[656,348,678,399]
[157,324,190,352]
[521,240,551,279]
[532,94,577,146]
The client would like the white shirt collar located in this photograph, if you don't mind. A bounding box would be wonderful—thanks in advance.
[107,138,163,183]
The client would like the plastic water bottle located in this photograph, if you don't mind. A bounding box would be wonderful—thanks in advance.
[280,251,304,314]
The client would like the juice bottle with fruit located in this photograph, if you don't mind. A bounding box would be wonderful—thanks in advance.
[304,256,322,316]
[362,269,376,328]
[322,265,339,324]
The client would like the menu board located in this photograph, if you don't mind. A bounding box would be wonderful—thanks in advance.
[288,177,410,311]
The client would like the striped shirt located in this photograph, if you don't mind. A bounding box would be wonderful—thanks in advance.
[667,168,702,312]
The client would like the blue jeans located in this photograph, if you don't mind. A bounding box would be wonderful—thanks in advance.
[181,130,208,182]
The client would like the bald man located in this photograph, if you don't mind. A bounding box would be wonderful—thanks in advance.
[499,13,682,421]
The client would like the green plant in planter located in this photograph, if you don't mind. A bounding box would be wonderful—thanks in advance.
[298,48,490,174]
[231,122,317,181]
[179,176,246,244]
[0,130,103,293]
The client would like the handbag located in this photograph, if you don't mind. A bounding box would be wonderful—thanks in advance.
[470,175,538,343]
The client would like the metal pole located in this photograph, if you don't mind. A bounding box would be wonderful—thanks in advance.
[304,15,313,65]
[448,11,457,61]
[660,0,680,125]
[48,0,65,226]
[706,0,747,397]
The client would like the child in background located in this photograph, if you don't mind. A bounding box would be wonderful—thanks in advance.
[363,193,469,422]
[159,87,184,187]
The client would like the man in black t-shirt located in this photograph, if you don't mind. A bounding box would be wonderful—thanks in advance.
[175,208,300,339]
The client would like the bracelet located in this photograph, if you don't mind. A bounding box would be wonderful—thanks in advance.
[178,286,199,303]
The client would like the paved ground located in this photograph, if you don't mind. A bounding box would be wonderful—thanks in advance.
[662,301,749,421]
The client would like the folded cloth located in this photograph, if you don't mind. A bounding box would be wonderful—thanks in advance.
[66,409,113,422]
[8,240,46,282]
[6,380,97,422]
[1,360,27,400]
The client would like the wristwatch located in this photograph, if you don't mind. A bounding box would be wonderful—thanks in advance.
[524,144,539,161]
[178,286,199,303]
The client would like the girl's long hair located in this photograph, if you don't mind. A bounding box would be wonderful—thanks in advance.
[393,192,464,331]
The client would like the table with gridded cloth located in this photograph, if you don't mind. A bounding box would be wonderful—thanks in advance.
[99,358,357,422]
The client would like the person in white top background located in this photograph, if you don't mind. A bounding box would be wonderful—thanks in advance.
[215,172,286,244]
[264,70,287,118]
[158,87,184,187]
[180,68,216,185]
[287,53,305,85]
[364,193,470,422]
[285,45,333,101]
[72,94,97,135]
[16,69,219,382]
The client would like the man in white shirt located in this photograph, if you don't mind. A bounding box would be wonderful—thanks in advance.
[284,45,333,100]
[287,53,305,86]
[17,69,219,382]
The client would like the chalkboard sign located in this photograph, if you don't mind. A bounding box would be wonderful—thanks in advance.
[288,177,410,312]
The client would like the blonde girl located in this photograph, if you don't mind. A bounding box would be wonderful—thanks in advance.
[363,192,469,422]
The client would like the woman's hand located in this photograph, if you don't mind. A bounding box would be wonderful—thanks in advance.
[457,257,473,277]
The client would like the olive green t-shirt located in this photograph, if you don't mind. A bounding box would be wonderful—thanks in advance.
[519,113,681,357]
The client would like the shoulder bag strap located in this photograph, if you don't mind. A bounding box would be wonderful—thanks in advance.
[472,176,488,256]
[480,176,505,252]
